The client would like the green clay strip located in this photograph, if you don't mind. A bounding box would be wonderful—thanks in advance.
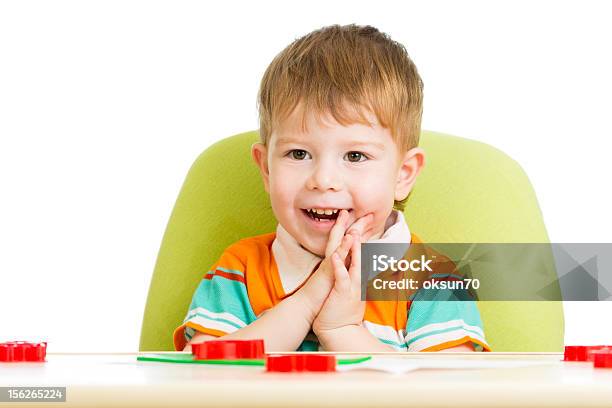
[137,353,371,366]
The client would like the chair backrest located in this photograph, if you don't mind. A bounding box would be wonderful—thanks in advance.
[139,130,564,351]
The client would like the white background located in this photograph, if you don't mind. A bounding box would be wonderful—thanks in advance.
[1,0,610,352]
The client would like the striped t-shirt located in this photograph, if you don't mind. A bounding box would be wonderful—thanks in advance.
[173,210,490,352]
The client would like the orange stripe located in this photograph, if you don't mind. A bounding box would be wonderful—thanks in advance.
[420,335,491,352]
[204,269,246,284]
[173,322,230,351]
[185,322,228,338]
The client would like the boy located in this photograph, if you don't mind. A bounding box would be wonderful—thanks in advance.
[174,24,490,352]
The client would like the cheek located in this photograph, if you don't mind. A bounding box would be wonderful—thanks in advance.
[352,182,395,211]
[350,166,396,202]
[349,167,397,221]
[268,166,303,208]
[269,181,293,211]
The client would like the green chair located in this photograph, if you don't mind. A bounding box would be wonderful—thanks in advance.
[139,130,564,352]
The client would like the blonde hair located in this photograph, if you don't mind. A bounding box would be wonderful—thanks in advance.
[257,24,424,211]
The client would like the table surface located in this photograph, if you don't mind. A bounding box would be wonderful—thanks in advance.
[2,352,612,407]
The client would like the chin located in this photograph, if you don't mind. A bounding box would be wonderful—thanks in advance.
[299,240,326,257]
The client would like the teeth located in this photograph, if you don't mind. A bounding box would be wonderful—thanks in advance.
[307,208,341,215]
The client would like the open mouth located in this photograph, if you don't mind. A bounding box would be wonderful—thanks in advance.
[301,208,351,222]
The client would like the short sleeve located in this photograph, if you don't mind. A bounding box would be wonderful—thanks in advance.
[172,247,257,351]
[404,288,491,352]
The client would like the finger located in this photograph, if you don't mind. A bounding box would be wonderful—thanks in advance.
[354,224,375,244]
[346,213,375,241]
[348,235,362,285]
[331,252,350,292]
[334,232,354,262]
[325,210,346,257]
[324,209,351,258]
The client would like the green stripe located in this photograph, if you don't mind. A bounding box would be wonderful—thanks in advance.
[377,337,408,349]
[406,325,483,346]
[185,311,245,330]
[189,277,256,325]
[137,354,373,366]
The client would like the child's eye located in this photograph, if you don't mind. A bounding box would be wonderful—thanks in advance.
[344,151,368,162]
[288,149,311,160]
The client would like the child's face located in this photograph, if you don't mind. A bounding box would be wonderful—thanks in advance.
[253,107,424,257]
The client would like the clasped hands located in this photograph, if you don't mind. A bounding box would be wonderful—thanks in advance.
[303,209,375,343]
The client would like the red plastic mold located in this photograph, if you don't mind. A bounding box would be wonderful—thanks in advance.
[266,354,336,372]
[191,339,265,360]
[0,341,47,362]
[592,349,612,368]
[564,345,588,361]
[563,345,612,362]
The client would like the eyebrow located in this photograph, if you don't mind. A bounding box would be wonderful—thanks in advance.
[348,141,385,151]
[275,137,304,146]
[275,138,385,150]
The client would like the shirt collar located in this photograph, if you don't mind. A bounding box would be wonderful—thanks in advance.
[272,209,411,295]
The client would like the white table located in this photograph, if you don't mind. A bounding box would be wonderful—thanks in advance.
[2,352,612,407]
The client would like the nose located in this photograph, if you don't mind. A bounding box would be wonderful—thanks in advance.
[305,158,343,192]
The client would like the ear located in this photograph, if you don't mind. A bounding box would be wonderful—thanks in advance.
[251,142,270,193]
[394,147,426,201]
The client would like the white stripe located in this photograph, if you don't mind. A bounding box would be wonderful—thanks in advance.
[407,328,488,351]
[405,319,485,342]
[187,315,240,335]
[184,306,247,328]
[362,320,406,346]
[388,343,408,351]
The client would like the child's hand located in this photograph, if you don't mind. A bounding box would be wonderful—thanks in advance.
[311,211,373,335]
[182,331,216,352]
[306,210,373,290]
[312,230,365,336]
[297,209,355,319]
